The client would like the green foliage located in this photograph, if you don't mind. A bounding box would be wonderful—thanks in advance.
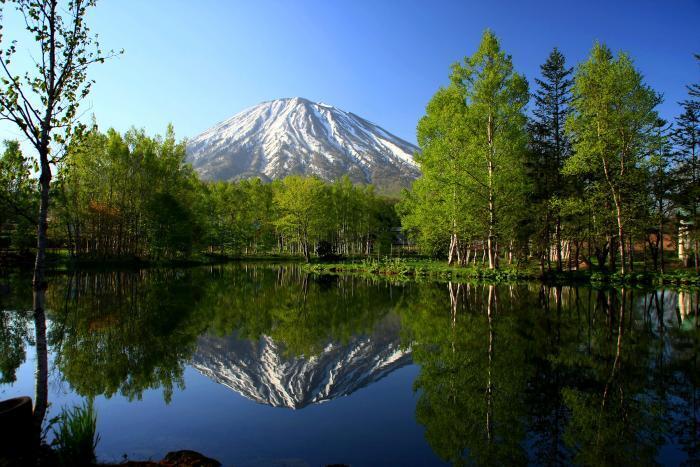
[0,140,37,253]
[53,132,397,262]
[528,48,574,271]
[564,43,661,274]
[48,269,207,402]
[0,310,29,384]
[55,125,202,260]
[273,176,329,261]
[401,30,530,268]
[50,399,100,467]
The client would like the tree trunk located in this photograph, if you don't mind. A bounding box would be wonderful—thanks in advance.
[612,193,627,274]
[487,113,497,270]
[448,231,459,266]
[555,215,563,272]
[32,151,51,438]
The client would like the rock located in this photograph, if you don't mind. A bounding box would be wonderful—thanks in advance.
[161,450,221,467]
[0,396,34,460]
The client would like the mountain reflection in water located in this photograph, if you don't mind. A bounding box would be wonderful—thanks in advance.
[0,264,697,466]
[193,313,410,409]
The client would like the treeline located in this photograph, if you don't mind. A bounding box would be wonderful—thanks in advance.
[199,175,396,260]
[0,126,397,262]
[400,30,699,274]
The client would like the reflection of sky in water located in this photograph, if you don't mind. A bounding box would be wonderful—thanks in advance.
[3,337,436,466]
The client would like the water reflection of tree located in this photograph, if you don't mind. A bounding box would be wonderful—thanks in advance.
[401,283,533,465]
[560,288,667,466]
[2,268,699,464]
[0,273,32,384]
[46,269,209,402]
[665,289,699,464]
[40,265,403,403]
[197,266,402,357]
[402,284,698,466]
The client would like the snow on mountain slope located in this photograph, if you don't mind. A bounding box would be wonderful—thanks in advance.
[186,97,420,191]
[191,314,412,409]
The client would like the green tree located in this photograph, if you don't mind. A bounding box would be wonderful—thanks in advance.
[0,0,117,431]
[410,85,473,264]
[0,141,37,253]
[449,30,529,269]
[646,119,674,273]
[273,176,330,261]
[673,56,700,270]
[565,43,661,274]
[405,30,529,268]
[55,125,199,260]
[529,48,574,272]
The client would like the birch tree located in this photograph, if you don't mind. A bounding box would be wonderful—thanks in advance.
[0,0,116,433]
[449,30,529,269]
[565,43,661,274]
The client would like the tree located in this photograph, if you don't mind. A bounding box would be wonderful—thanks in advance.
[56,124,199,260]
[673,55,700,271]
[411,85,473,265]
[646,119,673,273]
[565,43,661,274]
[403,30,529,269]
[273,176,329,261]
[529,48,574,272]
[0,0,116,431]
[0,140,36,253]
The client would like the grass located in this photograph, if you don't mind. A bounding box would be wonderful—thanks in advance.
[303,257,700,287]
[303,257,534,283]
[50,399,100,467]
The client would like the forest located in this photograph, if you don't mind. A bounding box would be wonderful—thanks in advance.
[0,125,397,262]
[0,30,698,276]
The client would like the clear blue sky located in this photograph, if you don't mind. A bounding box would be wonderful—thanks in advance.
[1,0,699,145]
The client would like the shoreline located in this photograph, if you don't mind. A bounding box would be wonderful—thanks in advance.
[2,253,699,288]
[302,259,700,288]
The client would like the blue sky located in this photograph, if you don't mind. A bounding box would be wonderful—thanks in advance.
[1,0,698,145]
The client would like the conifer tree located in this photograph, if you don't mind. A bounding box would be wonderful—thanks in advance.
[529,48,573,271]
[672,54,700,270]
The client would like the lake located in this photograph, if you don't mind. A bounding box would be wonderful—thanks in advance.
[1,264,698,466]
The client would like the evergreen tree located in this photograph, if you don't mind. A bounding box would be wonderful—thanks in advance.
[646,119,674,273]
[673,55,700,270]
[529,48,574,272]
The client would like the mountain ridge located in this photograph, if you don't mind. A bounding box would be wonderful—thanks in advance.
[186,97,420,192]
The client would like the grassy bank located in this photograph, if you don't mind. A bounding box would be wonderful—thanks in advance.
[302,257,700,287]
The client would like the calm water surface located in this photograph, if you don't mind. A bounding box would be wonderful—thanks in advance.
[0,264,698,466]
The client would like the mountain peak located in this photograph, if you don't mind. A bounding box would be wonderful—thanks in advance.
[186,98,420,192]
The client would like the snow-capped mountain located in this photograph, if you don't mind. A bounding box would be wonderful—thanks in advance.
[190,315,412,409]
[186,97,420,191]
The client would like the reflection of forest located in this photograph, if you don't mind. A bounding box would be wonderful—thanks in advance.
[402,284,699,466]
[0,266,698,465]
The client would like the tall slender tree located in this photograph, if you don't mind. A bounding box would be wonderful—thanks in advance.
[411,85,473,265]
[529,48,573,271]
[405,30,529,268]
[0,0,116,433]
[449,30,530,269]
[673,55,700,271]
[565,43,661,274]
